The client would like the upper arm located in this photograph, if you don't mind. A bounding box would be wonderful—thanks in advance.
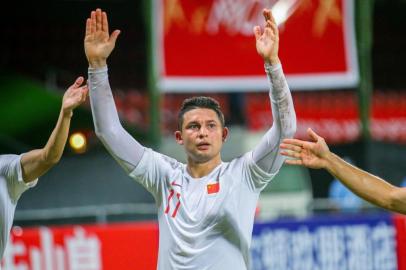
[20,149,53,183]
[95,125,146,174]
[240,152,276,192]
[252,127,285,174]
[129,149,178,201]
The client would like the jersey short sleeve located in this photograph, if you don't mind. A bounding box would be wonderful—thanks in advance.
[129,148,181,203]
[0,154,37,203]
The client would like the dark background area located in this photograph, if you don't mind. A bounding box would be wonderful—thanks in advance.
[0,1,147,90]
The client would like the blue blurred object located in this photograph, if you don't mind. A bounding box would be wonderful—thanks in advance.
[329,179,363,212]
[401,177,406,187]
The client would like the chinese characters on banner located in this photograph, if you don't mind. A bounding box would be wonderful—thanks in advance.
[1,222,158,270]
[156,0,358,92]
[2,215,405,270]
[251,214,398,270]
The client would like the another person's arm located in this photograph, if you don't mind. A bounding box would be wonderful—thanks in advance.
[280,127,406,214]
[85,8,145,173]
[251,9,296,174]
[21,77,88,182]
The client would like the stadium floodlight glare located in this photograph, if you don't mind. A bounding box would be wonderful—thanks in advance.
[271,0,300,25]
[69,132,87,153]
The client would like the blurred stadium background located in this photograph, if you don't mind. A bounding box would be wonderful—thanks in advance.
[1,0,406,269]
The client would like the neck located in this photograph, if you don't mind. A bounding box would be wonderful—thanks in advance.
[187,155,222,178]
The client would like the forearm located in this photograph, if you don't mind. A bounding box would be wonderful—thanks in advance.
[253,63,296,173]
[267,62,296,140]
[325,153,399,211]
[43,109,72,163]
[88,66,145,173]
[21,108,71,182]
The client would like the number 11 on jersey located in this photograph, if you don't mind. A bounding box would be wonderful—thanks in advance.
[165,189,181,218]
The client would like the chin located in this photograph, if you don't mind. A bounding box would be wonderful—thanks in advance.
[192,154,212,163]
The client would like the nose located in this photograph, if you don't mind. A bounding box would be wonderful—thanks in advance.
[198,126,209,137]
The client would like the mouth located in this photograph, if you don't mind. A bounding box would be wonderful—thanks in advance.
[196,142,210,150]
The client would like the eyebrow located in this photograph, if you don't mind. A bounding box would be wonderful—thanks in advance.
[185,119,218,126]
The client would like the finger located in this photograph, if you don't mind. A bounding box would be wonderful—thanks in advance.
[282,138,305,148]
[91,11,96,33]
[263,9,271,21]
[86,18,91,36]
[81,88,88,103]
[96,8,102,31]
[280,150,296,158]
[110,29,121,44]
[265,20,271,31]
[282,145,302,157]
[83,86,89,97]
[285,159,303,166]
[268,20,279,36]
[72,76,85,88]
[266,20,271,27]
[307,128,320,142]
[102,11,109,33]
[280,143,301,153]
[253,26,261,40]
[265,20,275,39]
[264,27,272,38]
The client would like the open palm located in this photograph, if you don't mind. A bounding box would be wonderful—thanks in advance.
[253,9,279,63]
[281,128,331,170]
[63,77,88,112]
[84,9,120,67]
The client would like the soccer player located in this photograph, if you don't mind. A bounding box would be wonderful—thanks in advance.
[0,77,88,259]
[280,127,406,214]
[85,8,296,270]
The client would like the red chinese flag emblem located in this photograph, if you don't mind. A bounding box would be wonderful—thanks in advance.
[207,182,220,194]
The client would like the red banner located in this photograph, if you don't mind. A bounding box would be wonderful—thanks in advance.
[1,222,158,270]
[155,0,358,92]
[244,89,406,144]
[393,215,406,270]
[245,91,361,143]
[2,216,405,269]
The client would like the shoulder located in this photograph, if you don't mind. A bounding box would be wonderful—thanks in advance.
[0,154,20,163]
[136,148,183,172]
[228,151,251,166]
[222,152,251,174]
[0,154,21,174]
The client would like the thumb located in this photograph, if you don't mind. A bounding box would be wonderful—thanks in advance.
[109,29,121,44]
[307,127,320,142]
[253,26,261,40]
[72,76,84,88]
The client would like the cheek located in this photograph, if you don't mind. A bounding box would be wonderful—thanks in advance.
[211,133,224,144]
[183,134,195,144]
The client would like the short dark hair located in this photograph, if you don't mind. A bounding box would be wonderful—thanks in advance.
[177,96,225,130]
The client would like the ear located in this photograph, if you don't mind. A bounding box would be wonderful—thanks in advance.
[175,130,184,145]
[222,127,229,142]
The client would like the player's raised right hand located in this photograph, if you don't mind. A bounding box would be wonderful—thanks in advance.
[84,8,120,68]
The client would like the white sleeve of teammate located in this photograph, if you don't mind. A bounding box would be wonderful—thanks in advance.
[252,63,297,174]
[88,66,145,174]
[0,154,37,202]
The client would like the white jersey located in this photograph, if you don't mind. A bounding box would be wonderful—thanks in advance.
[130,148,275,270]
[0,154,37,259]
[88,62,296,269]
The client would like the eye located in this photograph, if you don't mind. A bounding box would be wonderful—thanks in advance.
[208,123,216,129]
[188,123,199,130]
